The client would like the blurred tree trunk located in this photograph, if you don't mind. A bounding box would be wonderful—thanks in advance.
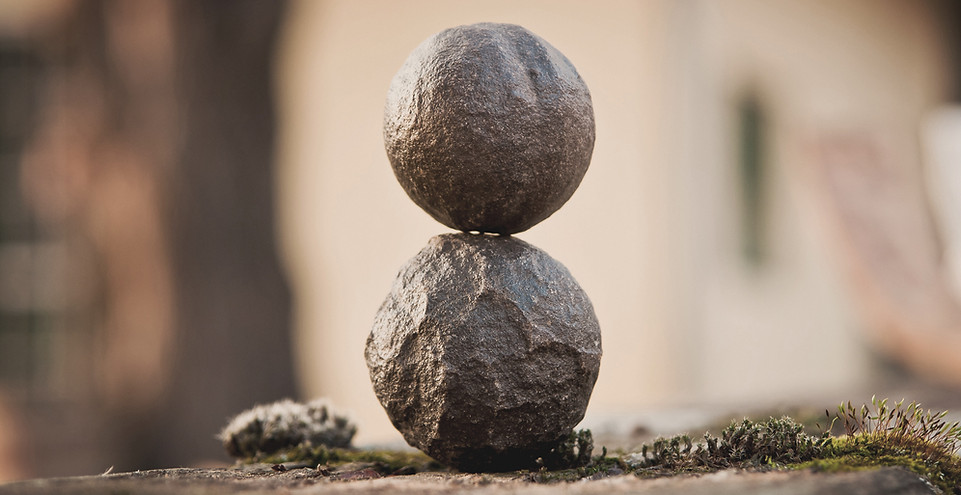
[27,0,295,469]
[160,0,296,466]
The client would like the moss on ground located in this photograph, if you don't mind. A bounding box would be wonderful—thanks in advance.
[232,398,961,492]
[799,432,961,494]
[621,397,961,494]
[523,397,961,491]
[247,429,597,478]
[526,447,629,483]
[250,445,443,475]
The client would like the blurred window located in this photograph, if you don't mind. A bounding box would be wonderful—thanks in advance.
[737,91,768,267]
[0,38,58,394]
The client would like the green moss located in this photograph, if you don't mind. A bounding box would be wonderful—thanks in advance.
[793,433,961,494]
[232,397,961,491]
[528,448,628,483]
[797,451,930,475]
[250,444,442,474]
[625,398,961,494]
[536,429,595,470]
[219,399,356,459]
[811,397,961,494]
[628,416,824,473]
[249,429,599,480]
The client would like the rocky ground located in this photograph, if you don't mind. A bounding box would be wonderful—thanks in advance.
[4,380,959,494]
[0,463,939,495]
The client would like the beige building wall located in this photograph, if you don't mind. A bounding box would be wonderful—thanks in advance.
[276,0,949,444]
[685,0,948,402]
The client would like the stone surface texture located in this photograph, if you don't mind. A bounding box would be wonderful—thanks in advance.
[384,23,595,235]
[0,466,937,495]
[365,233,601,471]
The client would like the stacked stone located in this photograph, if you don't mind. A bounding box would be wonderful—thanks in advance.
[365,23,601,473]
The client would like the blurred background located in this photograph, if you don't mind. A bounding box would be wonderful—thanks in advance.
[1,0,961,481]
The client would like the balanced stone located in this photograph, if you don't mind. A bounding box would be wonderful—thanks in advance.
[365,233,601,472]
[383,23,595,235]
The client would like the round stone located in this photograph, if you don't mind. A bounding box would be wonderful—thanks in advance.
[365,233,602,472]
[383,23,595,235]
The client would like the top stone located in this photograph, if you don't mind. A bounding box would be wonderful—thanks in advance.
[384,23,595,235]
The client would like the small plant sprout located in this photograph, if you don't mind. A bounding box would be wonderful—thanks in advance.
[829,396,961,458]
[809,396,961,494]
[218,398,357,460]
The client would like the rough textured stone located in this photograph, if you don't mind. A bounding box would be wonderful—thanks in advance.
[384,23,595,235]
[0,466,938,495]
[365,233,602,472]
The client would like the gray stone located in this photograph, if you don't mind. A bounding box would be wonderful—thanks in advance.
[621,467,937,495]
[383,23,595,235]
[365,233,602,471]
[0,466,938,494]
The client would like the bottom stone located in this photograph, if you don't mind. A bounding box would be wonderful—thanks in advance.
[365,233,602,472]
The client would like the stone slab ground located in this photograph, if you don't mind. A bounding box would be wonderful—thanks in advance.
[7,383,960,494]
[0,464,939,495]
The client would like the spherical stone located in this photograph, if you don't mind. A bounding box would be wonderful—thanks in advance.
[384,23,595,235]
[365,233,602,472]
